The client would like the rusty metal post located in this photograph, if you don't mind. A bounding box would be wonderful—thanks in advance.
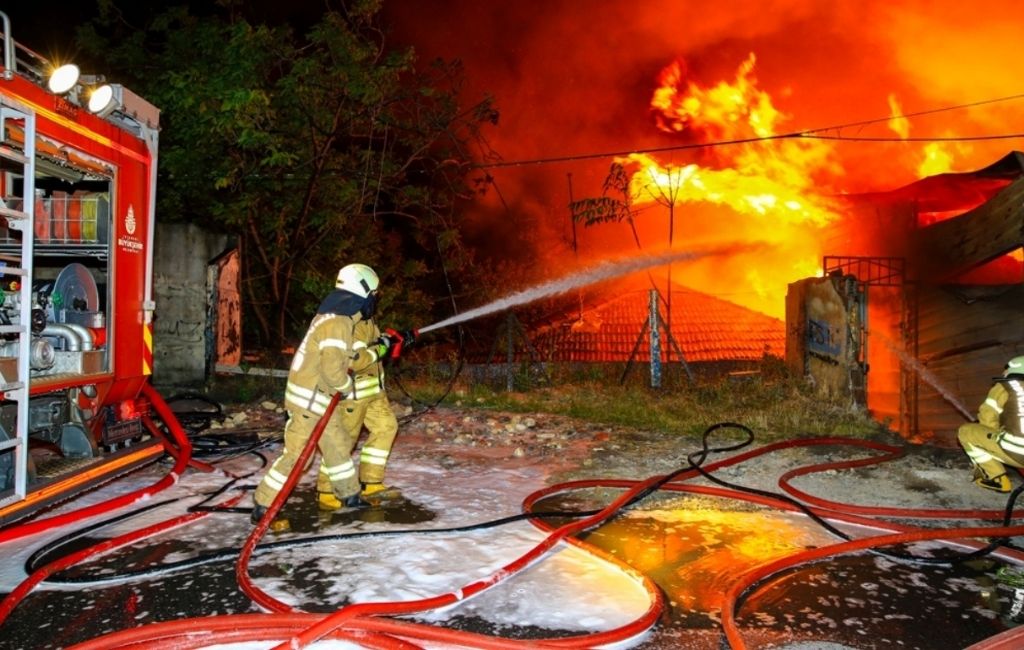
[649,289,661,388]
[506,311,515,392]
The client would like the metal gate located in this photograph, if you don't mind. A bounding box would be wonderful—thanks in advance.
[822,256,915,436]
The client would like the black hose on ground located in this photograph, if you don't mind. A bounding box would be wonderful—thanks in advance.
[25,447,270,575]
[157,391,284,458]
[163,391,224,435]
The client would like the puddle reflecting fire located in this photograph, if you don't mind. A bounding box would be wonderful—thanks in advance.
[538,492,1023,649]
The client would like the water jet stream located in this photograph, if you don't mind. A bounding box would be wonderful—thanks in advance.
[874,331,976,421]
[419,248,733,334]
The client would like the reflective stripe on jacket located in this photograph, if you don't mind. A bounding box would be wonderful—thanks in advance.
[285,312,387,413]
[340,318,386,400]
[996,379,1024,453]
[285,312,356,415]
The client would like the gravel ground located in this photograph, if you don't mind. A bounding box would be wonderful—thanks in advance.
[210,394,1015,529]
[372,401,1011,518]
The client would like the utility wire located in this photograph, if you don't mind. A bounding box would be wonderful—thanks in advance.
[802,133,1024,142]
[476,92,1024,169]
[478,135,791,169]
[798,92,1024,136]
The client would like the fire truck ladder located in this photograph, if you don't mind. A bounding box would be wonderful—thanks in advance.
[0,96,37,508]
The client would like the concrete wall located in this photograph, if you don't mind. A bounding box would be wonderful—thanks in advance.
[152,222,234,387]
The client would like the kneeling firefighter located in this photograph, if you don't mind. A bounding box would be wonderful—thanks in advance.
[958,356,1024,493]
[252,263,415,523]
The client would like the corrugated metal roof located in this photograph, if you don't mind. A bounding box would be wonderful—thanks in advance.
[530,287,784,363]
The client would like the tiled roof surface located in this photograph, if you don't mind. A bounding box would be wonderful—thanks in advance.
[529,288,785,363]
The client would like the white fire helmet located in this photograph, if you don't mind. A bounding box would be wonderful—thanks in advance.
[1006,356,1024,377]
[335,264,379,298]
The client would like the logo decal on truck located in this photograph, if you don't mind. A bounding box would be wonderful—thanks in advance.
[117,204,144,253]
[126,205,137,235]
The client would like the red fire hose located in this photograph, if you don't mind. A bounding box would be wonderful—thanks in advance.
[231,390,662,650]
[235,392,338,612]
[524,436,1016,524]
[14,414,1024,650]
[266,469,666,650]
[965,624,1024,650]
[0,382,209,626]
[522,436,1024,650]
[71,431,1024,650]
[0,492,244,627]
[234,393,429,649]
[65,612,571,650]
[720,523,1024,650]
[0,383,193,545]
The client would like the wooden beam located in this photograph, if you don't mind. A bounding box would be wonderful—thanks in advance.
[916,175,1024,281]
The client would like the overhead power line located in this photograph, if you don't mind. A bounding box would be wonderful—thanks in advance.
[798,92,1024,136]
[803,133,1024,142]
[475,92,1024,170]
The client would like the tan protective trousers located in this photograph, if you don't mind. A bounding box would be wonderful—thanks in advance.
[341,393,399,484]
[958,423,1024,480]
[253,408,360,508]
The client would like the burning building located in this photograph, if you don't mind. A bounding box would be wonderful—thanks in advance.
[788,152,1024,444]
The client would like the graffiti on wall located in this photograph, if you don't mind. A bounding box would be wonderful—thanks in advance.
[807,317,841,362]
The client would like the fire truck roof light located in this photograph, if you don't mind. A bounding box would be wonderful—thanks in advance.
[87,83,119,117]
[48,63,80,94]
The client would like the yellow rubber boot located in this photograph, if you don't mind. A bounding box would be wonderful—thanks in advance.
[250,504,291,533]
[319,491,370,511]
[361,482,402,504]
[318,492,343,511]
[975,474,1011,493]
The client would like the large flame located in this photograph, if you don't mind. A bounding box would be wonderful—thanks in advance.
[617,54,848,318]
[603,52,1019,319]
[651,54,780,140]
[618,152,839,227]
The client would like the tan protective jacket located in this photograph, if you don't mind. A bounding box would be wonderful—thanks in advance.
[345,318,387,401]
[284,313,386,416]
[983,379,1024,452]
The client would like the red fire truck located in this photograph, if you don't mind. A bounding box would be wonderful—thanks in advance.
[0,15,169,526]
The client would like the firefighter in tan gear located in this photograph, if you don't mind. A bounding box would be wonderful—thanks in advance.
[958,356,1024,493]
[252,263,409,523]
[337,311,413,507]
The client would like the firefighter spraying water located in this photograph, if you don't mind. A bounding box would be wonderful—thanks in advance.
[251,264,416,528]
[958,356,1024,493]
[250,250,719,526]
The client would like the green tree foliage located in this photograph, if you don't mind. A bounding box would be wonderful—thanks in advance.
[78,1,496,347]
